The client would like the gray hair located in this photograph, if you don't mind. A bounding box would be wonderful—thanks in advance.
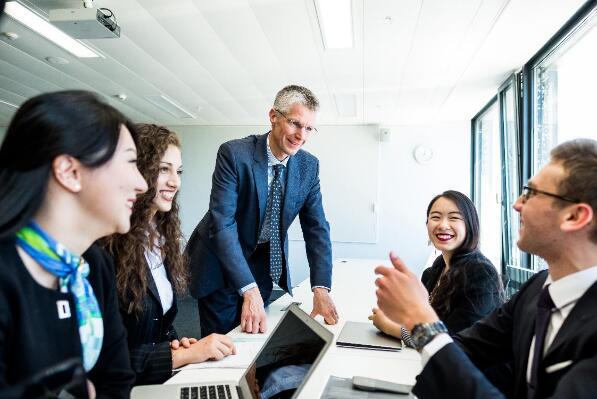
[273,85,320,114]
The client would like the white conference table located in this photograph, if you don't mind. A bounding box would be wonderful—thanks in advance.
[167,258,422,398]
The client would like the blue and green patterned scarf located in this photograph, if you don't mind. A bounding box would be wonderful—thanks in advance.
[16,222,103,371]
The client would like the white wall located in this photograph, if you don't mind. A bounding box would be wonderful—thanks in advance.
[174,123,470,287]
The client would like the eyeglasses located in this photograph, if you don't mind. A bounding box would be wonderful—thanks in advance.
[274,109,318,134]
[521,185,579,203]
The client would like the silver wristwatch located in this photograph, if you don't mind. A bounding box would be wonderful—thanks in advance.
[410,321,448,351]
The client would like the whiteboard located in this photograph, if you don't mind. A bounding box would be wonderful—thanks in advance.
[176,124,379,244]
[288,125,379,244]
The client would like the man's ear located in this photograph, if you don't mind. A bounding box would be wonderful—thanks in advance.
[269,108,276,125]
[561,203,594,233]
[51,155,82,193]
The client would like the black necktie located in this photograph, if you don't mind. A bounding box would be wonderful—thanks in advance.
[528,285,555,398]
[269,164,284,285]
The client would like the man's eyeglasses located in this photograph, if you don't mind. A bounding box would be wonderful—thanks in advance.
[521,186,579,203]
[274,109,318,134]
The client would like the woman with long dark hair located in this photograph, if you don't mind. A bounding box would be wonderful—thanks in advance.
[0,90,147,398]
[370,190,504,337]
[101,124,235,385]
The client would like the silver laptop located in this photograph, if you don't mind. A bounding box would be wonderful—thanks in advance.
[131,304,333,399]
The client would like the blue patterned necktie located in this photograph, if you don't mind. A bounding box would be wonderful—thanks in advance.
[269,164,285,284]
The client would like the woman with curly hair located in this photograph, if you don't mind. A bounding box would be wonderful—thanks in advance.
[370,190,505,339]
[101,124,235,385]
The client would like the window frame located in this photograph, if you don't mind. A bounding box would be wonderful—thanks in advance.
[471,0,597,293]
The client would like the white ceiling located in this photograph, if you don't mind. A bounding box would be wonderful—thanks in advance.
[0,0,587,127]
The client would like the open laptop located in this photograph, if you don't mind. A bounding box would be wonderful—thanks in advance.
[131,303,333,399]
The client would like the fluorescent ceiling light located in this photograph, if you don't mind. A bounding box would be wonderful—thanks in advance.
[146,95,196,119]
[0,99,19,109]
[314,0,353,49]
[4,1,102,58]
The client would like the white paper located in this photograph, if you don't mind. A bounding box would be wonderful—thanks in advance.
[174,340,264,371]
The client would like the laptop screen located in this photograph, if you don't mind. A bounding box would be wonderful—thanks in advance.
[239,307,329,399]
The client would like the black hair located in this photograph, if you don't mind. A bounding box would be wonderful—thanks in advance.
[426,191,504,321]
[0,90,138,238]
[426,190,480,255]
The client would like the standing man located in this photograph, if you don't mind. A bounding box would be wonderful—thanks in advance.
[375,138,597,398]
[187,85,338,337]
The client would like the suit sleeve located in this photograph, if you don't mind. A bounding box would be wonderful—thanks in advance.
[412,275,525,398]
[128,342,173,385]
[298,159,332,289]
[413,342,506,399]
[443,263,503,333]
[208,142,256,291]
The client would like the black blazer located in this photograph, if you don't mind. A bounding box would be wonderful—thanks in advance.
[413,270,597,399]
[119,260,178,385]
[0,240,134,398]
[421,251,503,333]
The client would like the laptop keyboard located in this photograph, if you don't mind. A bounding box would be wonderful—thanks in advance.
[179,385,232,399]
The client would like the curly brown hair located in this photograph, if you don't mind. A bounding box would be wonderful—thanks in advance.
[101,124,188,314]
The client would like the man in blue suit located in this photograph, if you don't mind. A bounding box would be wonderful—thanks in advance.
[376,138,597,398]
[187,85,338,337]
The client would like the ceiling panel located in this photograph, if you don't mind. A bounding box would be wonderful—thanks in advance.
[0,0,591,127]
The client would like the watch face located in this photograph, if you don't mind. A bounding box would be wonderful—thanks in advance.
[411,321,447,350]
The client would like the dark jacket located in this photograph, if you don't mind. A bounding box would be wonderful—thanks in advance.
[187,133,333,298]
[413,270,597,399]
[421,251,503,333]
[0,239,134,398]
[118,259,178,385]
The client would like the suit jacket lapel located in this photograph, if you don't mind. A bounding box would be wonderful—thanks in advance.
[281,155,298,232]
[252,133,269,228]
[146,262,162,309]
[544,281,597,359]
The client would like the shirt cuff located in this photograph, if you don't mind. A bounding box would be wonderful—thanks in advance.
[311,286,330,292]
[238,282,258,296]
[420,333,452,368]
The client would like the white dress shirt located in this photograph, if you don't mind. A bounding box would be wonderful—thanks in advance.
[144,244,174,315]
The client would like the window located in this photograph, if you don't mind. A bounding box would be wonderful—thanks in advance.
[471,98,502,272]
[530,4,597,271]
[499,78,529,296]
[532,8,597,173]
[472,1,597,294]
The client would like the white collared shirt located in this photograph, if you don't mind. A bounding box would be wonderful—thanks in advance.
[421,265,597,381]
[144,244,174,315]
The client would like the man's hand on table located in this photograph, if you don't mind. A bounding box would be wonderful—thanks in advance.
[241,287,268,333]
[310,287,339,325]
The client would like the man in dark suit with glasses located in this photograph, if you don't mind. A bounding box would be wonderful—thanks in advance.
[187,85,338,337]
[376,138,597,398]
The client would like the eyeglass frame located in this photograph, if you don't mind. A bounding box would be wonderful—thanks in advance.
[273,109,318,134]
[521,185,580,204]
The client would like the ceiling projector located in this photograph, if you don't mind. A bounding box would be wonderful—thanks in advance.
[49,8,120,39]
